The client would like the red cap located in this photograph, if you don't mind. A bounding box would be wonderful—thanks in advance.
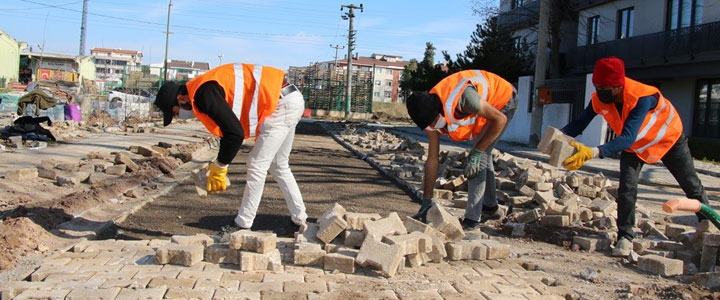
[592,57,625,86]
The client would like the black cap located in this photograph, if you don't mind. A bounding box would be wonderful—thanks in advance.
[406,91,442,129]
[154,82,180,126]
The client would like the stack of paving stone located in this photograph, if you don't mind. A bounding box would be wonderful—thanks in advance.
[293,203,511,278]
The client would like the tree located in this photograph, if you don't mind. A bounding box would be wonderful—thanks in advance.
[443,16,533,82]
[399,42,448,97]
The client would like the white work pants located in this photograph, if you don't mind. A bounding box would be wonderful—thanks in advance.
[234,91,307,228]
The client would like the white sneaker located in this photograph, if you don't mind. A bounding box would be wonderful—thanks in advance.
[612,237,632,257]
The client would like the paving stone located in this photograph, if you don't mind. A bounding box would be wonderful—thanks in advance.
[532,191,556,206]
[177,270,224,281]
[364,212,408,240]
[548,140,575,168]
[99,278,151,289]
[317,203,348,244]
[212,289,260,300]
[146,277,197,288]
[114,287,168,300]
[383,232,432,255]
[105,164,127,176]
[540,215,569,227]
[5,167,38,181]
[171,234,215,247]
[229,230,277,253]
[693,271,720,290]
[427,204,464,242]
[262,273,304,284]
[195,278,239,290]
[477,240,512,260]
[222,272,264,282]
[402,216,448,262]
[700,245,719,272]
[294,222,321,244]
[518,185,535,197]
[13,289,71,300]
[238,249,282,271]
[163,287,214,299]
[114,153,139,172]
[156,243,204,266]
[293,243,325,266]
[0,281,53,300]
[343,230,366,247]
[516,209,544,224]
[433,189,453,200]
[56,171,90,185]
[308,290,398,300]
[356,236,405,278]
[283,281,328,293]
[589,198,616,215]
[239,281,283,292]
[705,233,720,247]
[538,126,573,154]
[324,252,356,273]
[43,272,96,283]
[345,212,382,230]
[508,196,532,207]
[31,265,82,281]
[206,243,240,264]
[446,240,487,261]
[638,254,684,276]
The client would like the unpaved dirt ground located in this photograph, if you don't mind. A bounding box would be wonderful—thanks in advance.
[114,122,718,299]
[115,122,415,239]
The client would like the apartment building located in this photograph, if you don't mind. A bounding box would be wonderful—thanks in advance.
[90,48,143,81]
[498,0,720,142]
[149,60,210,81]
[338,54,409,103]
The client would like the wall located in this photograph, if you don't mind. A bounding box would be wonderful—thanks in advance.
[77,56,96,81]
[575,73,607,146]
[656,77,696,136]
[577,0,665,46]
[704,0,720,24]
[0,29,20,86]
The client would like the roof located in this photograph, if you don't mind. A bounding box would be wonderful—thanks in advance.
[335,55,409,69]
[20,51,90,60]
[167,60,210,71]
[90,48,140,55]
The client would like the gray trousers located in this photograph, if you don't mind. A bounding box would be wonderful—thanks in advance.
[464,93,518,222]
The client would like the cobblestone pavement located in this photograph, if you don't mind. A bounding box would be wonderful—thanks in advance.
[2,238,570,300]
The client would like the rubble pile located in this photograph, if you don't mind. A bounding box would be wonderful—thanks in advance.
[151,203,511,278]
[333,124,720,280]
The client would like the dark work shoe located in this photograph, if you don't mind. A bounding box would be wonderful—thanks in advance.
[461,218,481,231]
[481,206,505,222]
[411,205,432,223]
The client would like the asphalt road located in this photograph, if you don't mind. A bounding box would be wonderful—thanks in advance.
[114,122,418,239]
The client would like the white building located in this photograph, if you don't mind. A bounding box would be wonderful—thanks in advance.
[336,54,409,103]
[90,48,143,82]
[150,60,210,81]
[498,0,720,144]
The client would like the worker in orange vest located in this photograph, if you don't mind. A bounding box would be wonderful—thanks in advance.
[154,63,307,232]
[560,57,709,256]
[406,70,517,230]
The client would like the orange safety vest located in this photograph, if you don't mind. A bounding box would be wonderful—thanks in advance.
[591,77,683,164]
[186,63,285,139]
[430,70,514,142]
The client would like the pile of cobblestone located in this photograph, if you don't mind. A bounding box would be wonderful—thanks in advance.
[333,124,720,283]
[152,203,512,279]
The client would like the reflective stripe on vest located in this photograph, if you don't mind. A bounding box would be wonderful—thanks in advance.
[444,70,488,127]
[231,64,263,137]
[634,97,666,143]
[635,98,676,154]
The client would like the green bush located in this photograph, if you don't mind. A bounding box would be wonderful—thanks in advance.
[688,137,720,162]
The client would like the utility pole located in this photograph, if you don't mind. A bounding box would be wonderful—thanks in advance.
[330,44,345,71]
[218,54,223,66]
[529,0,550,146]
[79,0,88,55]
[162,0,173,84]
[341,4,362,120]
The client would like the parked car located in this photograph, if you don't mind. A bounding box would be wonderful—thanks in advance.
[107,88,155,108]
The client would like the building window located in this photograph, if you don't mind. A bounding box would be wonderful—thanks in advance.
[386,81,392,87]
[694,79,720,138]
[374,92,381,97]
[617,7,634,39]
[384,91,392,97]
[386,69,392,75]
[375,80,381,85]
[667,0,703,30]
[586,16,600,45]
[511,0,524,9]
[376,68,383,73]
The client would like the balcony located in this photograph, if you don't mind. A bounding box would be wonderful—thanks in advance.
[497,0,539,31]
[564,21,720,76]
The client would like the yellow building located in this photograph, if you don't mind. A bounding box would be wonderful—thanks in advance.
[0,28,21,87]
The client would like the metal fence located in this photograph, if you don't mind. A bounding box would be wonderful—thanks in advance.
[291,69,373,113]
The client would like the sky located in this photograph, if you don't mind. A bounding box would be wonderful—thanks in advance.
[1,0,497,70]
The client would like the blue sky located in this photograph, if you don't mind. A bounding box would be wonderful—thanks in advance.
[1,0,495,70]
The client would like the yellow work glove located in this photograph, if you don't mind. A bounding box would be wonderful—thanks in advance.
[207,161,228,193]
[563,141,594,171]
